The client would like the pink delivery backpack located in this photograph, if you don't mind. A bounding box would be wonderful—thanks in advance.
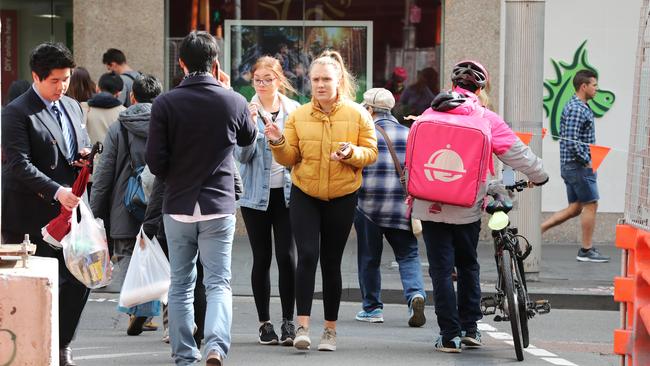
[404,107,494,208]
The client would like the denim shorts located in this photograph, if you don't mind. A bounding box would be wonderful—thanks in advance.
[561,161,599,203]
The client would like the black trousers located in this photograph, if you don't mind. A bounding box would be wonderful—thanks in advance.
[3,230,91,348]
[289,185,357,321]
[241,188,296,322]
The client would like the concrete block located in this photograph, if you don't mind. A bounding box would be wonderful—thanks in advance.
[0,256,59,366]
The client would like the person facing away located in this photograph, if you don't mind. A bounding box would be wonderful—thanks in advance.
[265,50,378,352]
[145,30,256,366]
[234,55,300,346]
[541,70,609,263]
[6,79,31,104]
[66,67,96,103]
[102,48,141,107]
[354,87,427,327]
[82,72,126,150]
[1,42,92,366]
[89,74,163,334]
[397,66,440,119]
[411,60,549,353]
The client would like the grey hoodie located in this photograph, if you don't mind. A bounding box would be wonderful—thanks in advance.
[90,103,151,239]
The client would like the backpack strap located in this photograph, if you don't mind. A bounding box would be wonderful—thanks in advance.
[375,123,407,195]
[119,123,135,173]
[121,71,142,81]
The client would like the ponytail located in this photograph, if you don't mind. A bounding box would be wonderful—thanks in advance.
[310,50,357,100]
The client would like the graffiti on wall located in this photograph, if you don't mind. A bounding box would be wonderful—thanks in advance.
[543,40,616,140]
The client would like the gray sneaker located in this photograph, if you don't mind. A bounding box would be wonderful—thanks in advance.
[408,294,426,327]
[577,247,610,263]
[318,327,336,351]
[293,325,311,350]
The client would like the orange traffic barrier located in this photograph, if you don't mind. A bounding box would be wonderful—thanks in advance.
[613,224,650,365]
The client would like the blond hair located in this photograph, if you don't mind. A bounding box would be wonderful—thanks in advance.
[251,56,297,96]
[477,79,492,109]
[310,50,357,100]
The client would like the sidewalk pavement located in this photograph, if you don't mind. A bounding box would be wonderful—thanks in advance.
[228,234,619,311]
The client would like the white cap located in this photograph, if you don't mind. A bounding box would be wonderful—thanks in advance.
[362,88,395,110]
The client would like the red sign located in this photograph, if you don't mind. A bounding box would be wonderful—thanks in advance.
[409,4,422,24]
[1,10,18,106]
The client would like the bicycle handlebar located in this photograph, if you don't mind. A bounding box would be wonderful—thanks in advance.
[504,180,529,192]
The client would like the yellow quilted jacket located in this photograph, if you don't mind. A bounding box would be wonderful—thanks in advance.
[270,98,378,200]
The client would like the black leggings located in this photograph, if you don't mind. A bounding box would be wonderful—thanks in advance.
[241,188,296,321]
[290,185,357,321]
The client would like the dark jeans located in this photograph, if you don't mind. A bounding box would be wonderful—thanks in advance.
[3,230,91,348]
[354,209,426,311]
[421,220,482,341]
[241,188,296,322]
[290,185,357,321]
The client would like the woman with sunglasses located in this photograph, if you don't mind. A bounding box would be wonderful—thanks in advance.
[235,56,301,346]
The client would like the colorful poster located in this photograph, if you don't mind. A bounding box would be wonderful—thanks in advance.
[225,20,373,103]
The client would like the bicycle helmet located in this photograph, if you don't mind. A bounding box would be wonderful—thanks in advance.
[451,60,489,90]
[431,91,467,112]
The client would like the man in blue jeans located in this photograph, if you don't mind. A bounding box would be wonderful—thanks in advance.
[354,88,426,327]
[541,69,610,263]
[146,31,256,365]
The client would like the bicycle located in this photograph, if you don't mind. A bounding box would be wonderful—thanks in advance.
[480,179,551,361]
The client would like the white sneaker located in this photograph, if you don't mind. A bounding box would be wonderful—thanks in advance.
[317,327,336,351]
[293,325,311,350]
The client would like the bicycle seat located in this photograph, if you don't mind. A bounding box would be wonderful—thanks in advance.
[486,199,513,214]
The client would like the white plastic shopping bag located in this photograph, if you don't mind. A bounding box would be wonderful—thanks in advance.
[61,201,113,289]
[118,227,171,308]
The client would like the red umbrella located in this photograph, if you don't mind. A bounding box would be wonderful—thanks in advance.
[42,143,102,248]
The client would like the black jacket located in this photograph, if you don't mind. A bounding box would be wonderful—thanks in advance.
[1,88,90,236]
[145,75,255,216]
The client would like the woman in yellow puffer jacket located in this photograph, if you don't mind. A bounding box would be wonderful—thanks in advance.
[265,50,378,352]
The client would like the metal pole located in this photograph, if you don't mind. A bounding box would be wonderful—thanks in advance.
[503,0,545,277]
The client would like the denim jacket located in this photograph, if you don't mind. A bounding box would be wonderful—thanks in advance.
[234,93,300,210]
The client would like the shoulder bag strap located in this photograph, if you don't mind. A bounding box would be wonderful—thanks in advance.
[119,123,135,173]
[375,123,407,195]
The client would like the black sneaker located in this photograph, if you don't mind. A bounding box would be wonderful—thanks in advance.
[434,336,462,353]
[280,319,296,346]
[461,329,482,347]
[577,247,610,263]
[258,322,279,345]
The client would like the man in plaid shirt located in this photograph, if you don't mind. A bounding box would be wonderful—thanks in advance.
[354,88,427,326]
[542,70,610,263]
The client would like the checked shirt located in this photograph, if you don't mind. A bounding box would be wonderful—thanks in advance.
[559,94,595,166]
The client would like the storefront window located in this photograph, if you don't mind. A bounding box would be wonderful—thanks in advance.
[166,0,441,104]
[1,0,73,105]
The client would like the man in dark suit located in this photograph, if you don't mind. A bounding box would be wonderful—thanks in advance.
[146,31,256,366]
[1,42,91,366]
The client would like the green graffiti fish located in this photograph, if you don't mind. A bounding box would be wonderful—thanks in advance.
[543,41,615,140]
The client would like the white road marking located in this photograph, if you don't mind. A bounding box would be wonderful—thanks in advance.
[483,325,579,365]
[76,351,164,360]
[477,323,497,331]
[487,331,513,340]
[541,357,578,366]
[526,347,558,357]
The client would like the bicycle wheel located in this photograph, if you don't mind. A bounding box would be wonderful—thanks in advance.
[501,250,524,361]
[515,257,530,348]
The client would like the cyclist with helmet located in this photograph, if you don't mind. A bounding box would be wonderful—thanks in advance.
[412,60,549,353]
